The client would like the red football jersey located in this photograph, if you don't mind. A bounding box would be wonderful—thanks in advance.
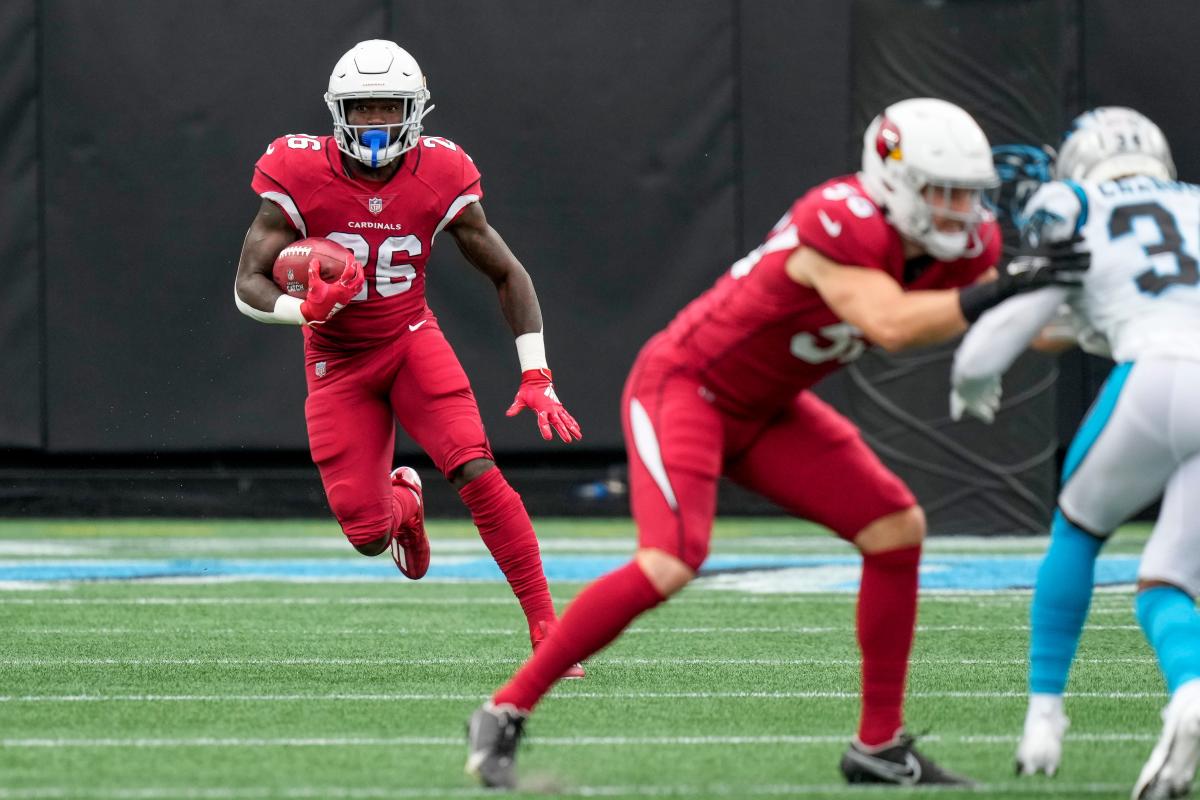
[660,174,1001,416]
[251,134,482,350]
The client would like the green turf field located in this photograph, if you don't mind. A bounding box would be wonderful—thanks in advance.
[0,519,1163,799]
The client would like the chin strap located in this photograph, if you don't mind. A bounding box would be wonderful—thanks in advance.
[963,224,989,258]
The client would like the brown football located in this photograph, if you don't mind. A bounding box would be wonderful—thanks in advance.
[272,238,355,299]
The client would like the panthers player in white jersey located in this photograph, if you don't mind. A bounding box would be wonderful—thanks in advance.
[952,107,1200,799]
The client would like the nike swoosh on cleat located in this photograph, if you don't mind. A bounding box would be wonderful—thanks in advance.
[850,750,922,784]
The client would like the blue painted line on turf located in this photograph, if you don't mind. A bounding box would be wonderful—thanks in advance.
[0,554,1141,591]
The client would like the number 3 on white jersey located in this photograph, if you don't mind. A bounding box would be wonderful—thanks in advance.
[324,232,420,301]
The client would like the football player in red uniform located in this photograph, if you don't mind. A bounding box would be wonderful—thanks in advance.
[466,98,1089,788]
[233,40,582,668]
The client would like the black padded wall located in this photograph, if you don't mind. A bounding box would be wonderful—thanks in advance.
[40,0,382,452]
[739,1,854,250]
[851,0,1074,143]
[35,0,739,454]
[0,0,41,448]
[838,0,1076,533]
[391,1,738,453]
[7,0,1200,529]
[1081,1,1200,183]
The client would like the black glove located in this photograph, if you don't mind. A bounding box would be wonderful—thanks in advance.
[959,235,1090,323]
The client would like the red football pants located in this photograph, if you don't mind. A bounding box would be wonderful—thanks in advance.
[304,321,493,545]
[622,344,916,569]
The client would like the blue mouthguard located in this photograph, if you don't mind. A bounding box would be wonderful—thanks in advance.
[359,129,389,168]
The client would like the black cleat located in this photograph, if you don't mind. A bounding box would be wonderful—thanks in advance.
[840,732,974,786]
[466,703,526,789]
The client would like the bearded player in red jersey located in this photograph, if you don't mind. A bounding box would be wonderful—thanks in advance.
[467,98,1090,788]
[233,40,583,670]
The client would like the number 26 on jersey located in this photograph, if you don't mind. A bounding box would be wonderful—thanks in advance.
[323,232,421,301]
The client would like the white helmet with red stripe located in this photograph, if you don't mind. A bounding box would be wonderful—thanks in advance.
[325,40,432,168]
[859,98,999,260]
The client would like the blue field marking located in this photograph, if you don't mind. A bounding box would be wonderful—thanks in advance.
[0,554,1141,591]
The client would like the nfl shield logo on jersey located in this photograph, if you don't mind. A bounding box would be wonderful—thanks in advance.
[368,197,383,215]
[315,362,327,378]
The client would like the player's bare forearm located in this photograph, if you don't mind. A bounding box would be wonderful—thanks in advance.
[235,199,298,312]
[786,246,966,351]
[448,202,544,335]
[235,244,285,313]
[860,289,969,350]
[1031,334,1077,354]
[493,269,544,336]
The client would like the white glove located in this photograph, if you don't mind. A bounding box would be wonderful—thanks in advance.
[1016,694,1070,777]
[950,375,1003,424]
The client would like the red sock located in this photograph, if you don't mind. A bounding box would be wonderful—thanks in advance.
[856,545,921,746]
[459,468,557,633]
[391,485,419,528]
[493,560,665,712]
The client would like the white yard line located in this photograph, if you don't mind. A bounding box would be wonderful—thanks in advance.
[0,593,1053,605]
[0,594,1138,609]
[3,623,1143,635]
[0,597,524,606]
[0,781,1134,798]
[0,533,1071,553]
[0,656,1158,667]
[6,627,524,636]
[0,732,1156,748]
[0,690,1165,703]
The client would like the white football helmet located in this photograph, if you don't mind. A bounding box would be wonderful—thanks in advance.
[325,40,432,168]
[1055,106,1176,183]
[859,98,999,261]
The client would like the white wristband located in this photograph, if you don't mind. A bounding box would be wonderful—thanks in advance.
[272,294,307,324]
[235,288,307,326]
[515,330,548,371]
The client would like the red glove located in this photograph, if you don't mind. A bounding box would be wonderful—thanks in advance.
[300,255,363,324]
[506,369,583,443]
